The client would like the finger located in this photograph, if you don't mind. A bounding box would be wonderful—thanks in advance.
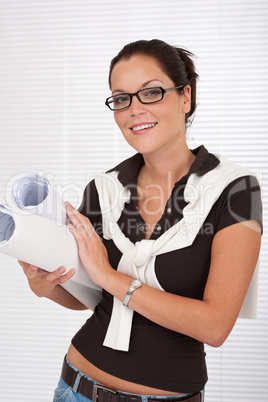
[57,268,76,284]
[18,260,30,269]
[46,266,76,284]
[65,202,91,227]
[65,200,74,210]
[68,222,94,241]
[65,201,80,218]
[68,218,96,240]
[29,264,39,271]
[25,266,38,279]
[65,207,83,229]
[18,260,39,271]
[46,266,67,282]
[65,202,96,238]
[18,260,37,277]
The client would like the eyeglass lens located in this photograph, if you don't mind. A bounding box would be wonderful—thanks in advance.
[108,87,163,110]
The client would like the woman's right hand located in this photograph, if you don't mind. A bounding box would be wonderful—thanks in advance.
[18,260,76,298]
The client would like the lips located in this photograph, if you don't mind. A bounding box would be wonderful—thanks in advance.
[130,122,157,133]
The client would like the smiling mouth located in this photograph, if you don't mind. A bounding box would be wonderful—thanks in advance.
[131,123,157,132]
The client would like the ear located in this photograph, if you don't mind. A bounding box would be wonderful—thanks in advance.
[182,85,191,114]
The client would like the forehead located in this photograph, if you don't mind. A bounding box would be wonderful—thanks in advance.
[110,54,173,91]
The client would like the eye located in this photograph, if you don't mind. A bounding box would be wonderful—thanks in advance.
[113,94,130,106]
[141,87,163,100]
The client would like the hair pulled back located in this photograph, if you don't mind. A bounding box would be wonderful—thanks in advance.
[108,39,199,125]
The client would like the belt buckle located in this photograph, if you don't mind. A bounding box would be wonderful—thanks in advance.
[92,383,117,402]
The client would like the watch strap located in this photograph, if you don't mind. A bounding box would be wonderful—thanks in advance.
[123,279,142,307]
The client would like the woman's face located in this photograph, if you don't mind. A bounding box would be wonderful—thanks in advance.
[110,54,191,156]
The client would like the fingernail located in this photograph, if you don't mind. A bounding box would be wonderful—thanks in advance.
[65,201,71,210]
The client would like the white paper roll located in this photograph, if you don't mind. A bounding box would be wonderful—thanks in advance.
[5,173,66,224]
[0,173,103,310]
[61,280,102,311]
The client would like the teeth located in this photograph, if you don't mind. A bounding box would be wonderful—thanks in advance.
[132,123,156,132]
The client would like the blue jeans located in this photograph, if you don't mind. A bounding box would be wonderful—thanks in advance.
[53,356,201,402]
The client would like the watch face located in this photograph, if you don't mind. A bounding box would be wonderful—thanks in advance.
[132,279,141,287]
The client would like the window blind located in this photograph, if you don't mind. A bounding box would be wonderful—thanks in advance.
[0,1,267,401]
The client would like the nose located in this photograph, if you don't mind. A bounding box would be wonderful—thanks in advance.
[128,95,147,116]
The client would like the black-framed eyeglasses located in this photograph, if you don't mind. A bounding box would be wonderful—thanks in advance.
[105,85,185,111]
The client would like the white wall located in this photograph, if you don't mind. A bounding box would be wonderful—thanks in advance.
[0,1,267,401]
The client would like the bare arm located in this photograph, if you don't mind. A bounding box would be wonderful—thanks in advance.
[66,202,261,346]
[19,261,88,310]
[124,220,261,346]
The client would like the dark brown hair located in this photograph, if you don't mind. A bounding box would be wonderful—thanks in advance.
[108,39,199,125]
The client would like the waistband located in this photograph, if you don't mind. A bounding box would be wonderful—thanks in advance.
[61,356,203,402]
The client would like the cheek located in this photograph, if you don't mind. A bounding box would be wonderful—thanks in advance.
[113,113,131,143]
[113,113,120,127]
[114,112,126,131]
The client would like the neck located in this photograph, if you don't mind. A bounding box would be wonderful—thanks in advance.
[140,142,195,187]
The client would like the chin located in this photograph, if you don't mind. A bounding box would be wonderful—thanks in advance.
[123,138,153,155]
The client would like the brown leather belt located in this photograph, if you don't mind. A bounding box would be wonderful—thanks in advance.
[61,357,202,402]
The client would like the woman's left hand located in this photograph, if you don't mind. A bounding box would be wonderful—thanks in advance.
[65,201,112,287]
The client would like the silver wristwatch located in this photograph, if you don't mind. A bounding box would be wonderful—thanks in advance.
[123,279,143,307]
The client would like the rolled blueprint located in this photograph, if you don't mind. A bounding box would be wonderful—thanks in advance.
[5,173,66,224]
[0,174,103,310]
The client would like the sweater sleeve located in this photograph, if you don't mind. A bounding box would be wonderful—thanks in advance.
[78,179,103,237]
[214,175,263,234]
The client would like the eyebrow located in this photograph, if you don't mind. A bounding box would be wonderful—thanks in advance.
[112,79,163,95]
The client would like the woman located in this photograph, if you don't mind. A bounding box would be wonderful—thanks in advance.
[20,39,262,402]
